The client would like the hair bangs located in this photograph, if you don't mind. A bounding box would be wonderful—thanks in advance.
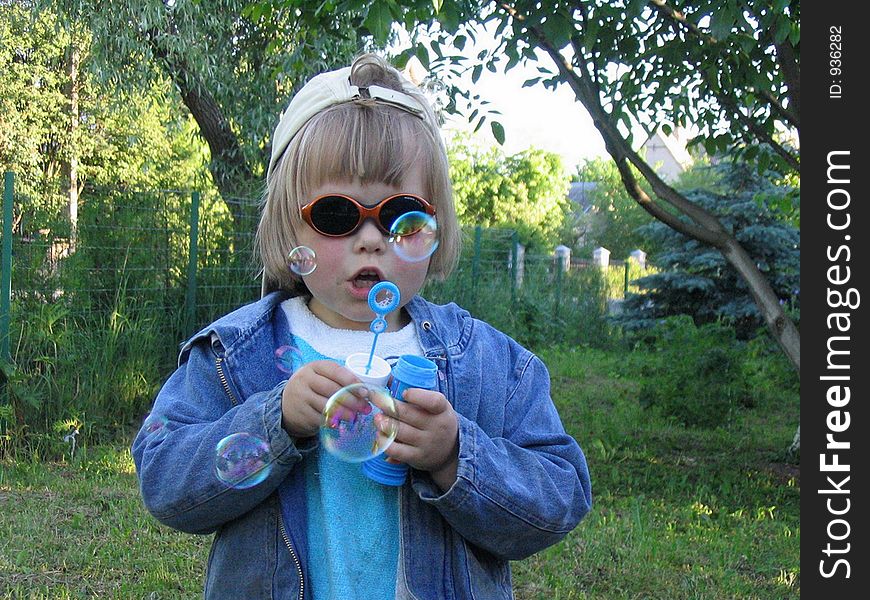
[295,104,428,198]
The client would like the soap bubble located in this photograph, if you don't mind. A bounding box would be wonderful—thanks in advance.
[215,432,273,489]
[287,246,317,276]
[320,383,398,462]
[143,413,169,441]
[275,345,302,374]
[389,212,439,263]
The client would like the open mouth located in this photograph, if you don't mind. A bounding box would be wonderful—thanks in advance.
[350,269,382,290]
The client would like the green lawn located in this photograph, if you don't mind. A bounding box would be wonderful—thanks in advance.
[0,347,799,599]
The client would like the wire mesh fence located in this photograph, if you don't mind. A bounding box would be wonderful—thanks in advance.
[0,173,649,449]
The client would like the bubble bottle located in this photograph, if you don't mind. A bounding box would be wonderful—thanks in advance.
[362,354,438,486]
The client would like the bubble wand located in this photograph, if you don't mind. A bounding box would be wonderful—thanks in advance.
[365,281,400,374]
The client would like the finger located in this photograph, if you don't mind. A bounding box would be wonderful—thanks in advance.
[307,372,347,400]
[375,412,423,446]
[310,361,360,388]
[326,390,373,424]
[382,438,421,466]
[400,388,450,414]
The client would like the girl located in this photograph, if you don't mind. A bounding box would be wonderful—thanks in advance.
[133,53,591,600]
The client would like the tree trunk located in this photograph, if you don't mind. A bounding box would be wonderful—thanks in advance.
[516,12,801,453]
[145,30,258,228]
[67,43,80,252]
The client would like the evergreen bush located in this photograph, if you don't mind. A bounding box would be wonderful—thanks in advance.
[616,161,799,339]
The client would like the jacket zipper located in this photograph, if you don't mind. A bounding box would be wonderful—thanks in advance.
[279,511,305,600]
[215,352,305,599]
[214,356,238,407]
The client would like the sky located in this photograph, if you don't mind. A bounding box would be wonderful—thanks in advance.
[397,28,612,174]
[439,60,610,173]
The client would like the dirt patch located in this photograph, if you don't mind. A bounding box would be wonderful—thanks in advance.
[765,462,800,486]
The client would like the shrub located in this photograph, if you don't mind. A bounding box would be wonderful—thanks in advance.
[616,161,799,340]
[637,316,751,428]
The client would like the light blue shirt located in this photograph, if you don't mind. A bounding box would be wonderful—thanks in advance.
[280,297,423,599]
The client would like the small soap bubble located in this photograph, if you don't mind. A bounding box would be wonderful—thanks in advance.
[215,432,273,489]
[287,246,317,276]
[275,345,302,374]
[320,383,398,462]
[143,413,169,441]
[389,212,439,263]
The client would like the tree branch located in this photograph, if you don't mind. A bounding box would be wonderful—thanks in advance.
[495,1,799,373]
[649,0,800,137]
[145,27,256,220]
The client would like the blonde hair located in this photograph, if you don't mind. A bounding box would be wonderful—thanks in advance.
[257,54,460,295]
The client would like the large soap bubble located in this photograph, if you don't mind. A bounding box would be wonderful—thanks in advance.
[320,383,398,462]
[388,212,439,263]
[215,432,273,489]
[287,245,317,276]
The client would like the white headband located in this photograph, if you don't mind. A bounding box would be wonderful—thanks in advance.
[267,66,426,180]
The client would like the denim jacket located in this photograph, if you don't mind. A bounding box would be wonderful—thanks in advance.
[132,292,592,599]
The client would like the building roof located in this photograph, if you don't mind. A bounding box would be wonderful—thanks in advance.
[567,181,598,213]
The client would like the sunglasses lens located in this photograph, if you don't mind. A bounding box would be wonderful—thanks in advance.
[310,196,360,235]
[378,196,428,233]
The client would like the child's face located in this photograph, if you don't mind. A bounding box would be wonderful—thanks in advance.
[296,163,431,331]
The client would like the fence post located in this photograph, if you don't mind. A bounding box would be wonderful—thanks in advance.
[553,245,570,317]
[624,260,629,296]
[471,225,482,306]
[510,231,519,302]
[185,191,201,335]
[1,172,13,363]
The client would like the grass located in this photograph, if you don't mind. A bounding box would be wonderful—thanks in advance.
[0,346,799,599]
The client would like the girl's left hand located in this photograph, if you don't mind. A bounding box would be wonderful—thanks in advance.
[377,388,459,492]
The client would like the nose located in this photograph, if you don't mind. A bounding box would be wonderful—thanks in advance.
[353,218,387,254]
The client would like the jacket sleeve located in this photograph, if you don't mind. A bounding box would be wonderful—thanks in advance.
[410,353,592,561]
[131,338,310,534]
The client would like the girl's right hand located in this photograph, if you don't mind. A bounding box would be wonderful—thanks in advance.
[281,360,359,438]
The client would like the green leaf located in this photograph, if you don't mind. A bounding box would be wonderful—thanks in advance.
[432,0,443,13]
[471,63,483,83]
[709,8,736,41]
[541,12,573,50]
[363,2,394,44]
[415,44,430,70]
[491,121,505,145]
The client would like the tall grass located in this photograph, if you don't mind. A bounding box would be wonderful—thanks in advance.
[1,283,176,459]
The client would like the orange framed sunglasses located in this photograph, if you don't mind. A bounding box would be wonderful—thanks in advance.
[300,193,436,237]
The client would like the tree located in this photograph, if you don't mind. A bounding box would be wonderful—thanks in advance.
[48,0,368,224]
[617,160,799,339]
[448,134,571,249]
[1,3,209,230]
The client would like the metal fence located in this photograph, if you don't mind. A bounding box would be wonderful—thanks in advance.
[1,171,644,366]
[1,172,652,444]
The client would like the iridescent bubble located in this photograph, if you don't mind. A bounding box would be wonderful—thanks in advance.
[320,383,398,462]
[143,413,169,441]
[389,212,439,263]
[287,246,317,276]
[215,432,273,489]
[275,345,302,374]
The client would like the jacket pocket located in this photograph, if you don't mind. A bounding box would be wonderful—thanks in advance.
[462,540,513,600]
